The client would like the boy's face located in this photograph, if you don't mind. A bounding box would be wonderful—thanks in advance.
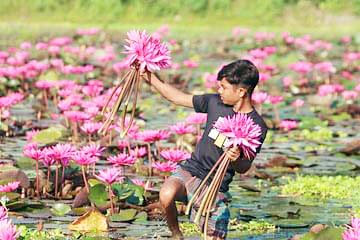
[218,78,247,105]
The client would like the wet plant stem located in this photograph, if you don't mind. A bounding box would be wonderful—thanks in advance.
[82,166,89,193]
[35,160,40,199]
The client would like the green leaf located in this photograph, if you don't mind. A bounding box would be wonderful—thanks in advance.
[51,203,71,216]
[112,183,134,200]
[39,70,59,81]
[126,184,145,205]
[33,127,63,145]
[0,122,8,132]
[16,157,34,169]
[88,179,102,187]
[110,209,137,222]
[133,211,148,223]
[313,227,344,240]
[300,232,316,240]
[88,184,108,207]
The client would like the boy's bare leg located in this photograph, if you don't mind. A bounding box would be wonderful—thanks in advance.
[159,177,187,239]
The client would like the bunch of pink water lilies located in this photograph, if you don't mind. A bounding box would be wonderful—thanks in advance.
[22,138,192,200]
[0,206,19,240]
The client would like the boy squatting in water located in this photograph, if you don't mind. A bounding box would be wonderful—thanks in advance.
[141,59,268,239]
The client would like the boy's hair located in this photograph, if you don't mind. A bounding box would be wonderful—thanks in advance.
[217,59,259,96]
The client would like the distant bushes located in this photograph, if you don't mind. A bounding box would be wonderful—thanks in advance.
[0,0,358,23]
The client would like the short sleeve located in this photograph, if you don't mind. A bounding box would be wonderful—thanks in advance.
[192,94,213,113]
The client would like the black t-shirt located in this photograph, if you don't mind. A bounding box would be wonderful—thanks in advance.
[180,93,268,192]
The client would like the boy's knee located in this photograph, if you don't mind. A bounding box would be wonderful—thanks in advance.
[159,186,176,207]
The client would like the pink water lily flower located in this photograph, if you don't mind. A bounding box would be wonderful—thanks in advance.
[185,113,207,125]
[291,99,305,107]
[137,129,171,142]
[107,153,136,167]
[160,149,191,162]
[25,129,39,142]
[0,206,7,221]
[95,167,124,185]
[152,161,177,173]
[314,61,336,74]
[80,122,103,135]
[76,28,100,36]
[35,80,56,90]
[40,147,57,167]
[289,61,313,75]
[213,113,262,159]
[279,120,298,131]
[23,143,43,161]
[123,30,171,72]
[80,143,105,158]
[342,217,360,240]
[203,72,218,89]
[51,143,76,166]
[73,151,98,166]
[251,91,268,104]
[0,219,19,240]
[341,90,358,100]
[267,95,283,105]
[170,123,195,135]
[183,59,199,68]
[64,110,90,122]
[130,147,147,158]
[0,181,20,192]
[232,27,249,38]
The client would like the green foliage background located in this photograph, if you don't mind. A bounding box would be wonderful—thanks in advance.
[0,0,359,44]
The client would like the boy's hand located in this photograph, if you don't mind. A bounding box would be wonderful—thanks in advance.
[140,70,152,84]
[226,146,241,162]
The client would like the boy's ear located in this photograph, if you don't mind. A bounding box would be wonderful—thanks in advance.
[238,87,247,98]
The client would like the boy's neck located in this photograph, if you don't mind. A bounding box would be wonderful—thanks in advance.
[233,97,254,113]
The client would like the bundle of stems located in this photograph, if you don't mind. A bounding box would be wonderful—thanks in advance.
[98,64,141,137]
[185,151,231,238]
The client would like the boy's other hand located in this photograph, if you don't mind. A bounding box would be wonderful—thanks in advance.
[226,146,241,162]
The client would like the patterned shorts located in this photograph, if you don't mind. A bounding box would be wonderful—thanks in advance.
[170,165,231,238]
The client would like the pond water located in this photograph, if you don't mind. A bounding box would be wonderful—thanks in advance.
[2,99,359,239]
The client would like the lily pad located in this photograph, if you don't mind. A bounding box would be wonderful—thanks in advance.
[300,227,344,240]
[111,183,134,200]
[33,127,63,145]
[88,184,108,207]
[51,203,72,216]
[133,211,148,223]
[110,209,137,222]
[68,209,108,232]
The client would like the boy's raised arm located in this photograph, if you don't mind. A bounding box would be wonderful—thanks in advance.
[142,72,194,108]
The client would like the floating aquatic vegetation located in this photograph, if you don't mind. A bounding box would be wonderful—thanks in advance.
[281,175,360,207]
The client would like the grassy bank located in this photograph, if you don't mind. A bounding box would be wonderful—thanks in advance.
[0,0,360,45]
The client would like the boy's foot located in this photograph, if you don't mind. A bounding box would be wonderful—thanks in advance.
[171,232,184,240]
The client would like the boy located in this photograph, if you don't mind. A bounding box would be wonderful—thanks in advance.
[143,59,268,239]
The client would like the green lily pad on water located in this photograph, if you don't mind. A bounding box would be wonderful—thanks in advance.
[110,209,137,222]
[272,218,310,228]
[88,184,108,207]
[133,211,148,223]
[15,157,34,169]
[299,227,344,240]
[51,203,72,216]
[33,127,63,145]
